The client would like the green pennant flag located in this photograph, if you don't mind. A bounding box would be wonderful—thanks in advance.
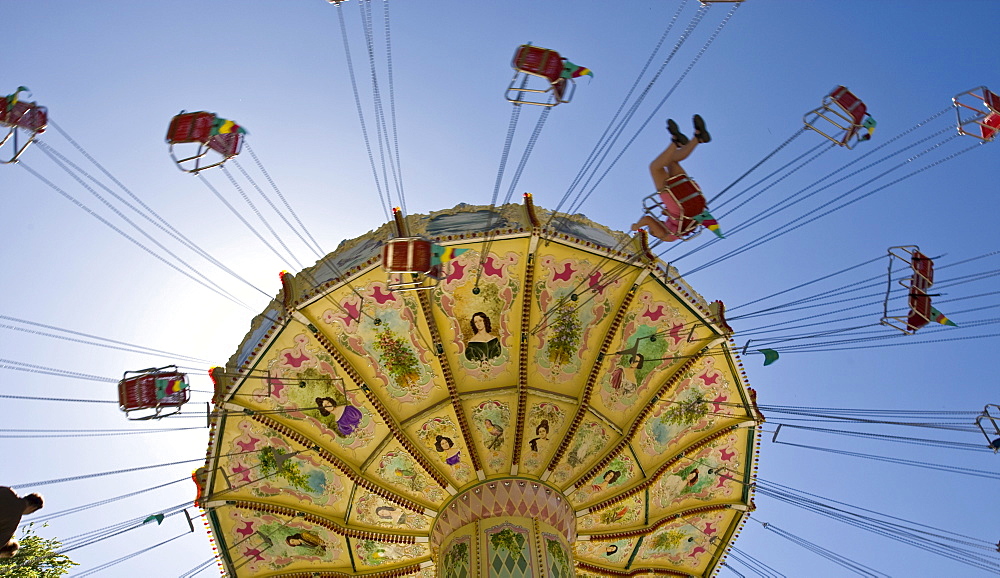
[758,349,780,366]
[143,513,165,525]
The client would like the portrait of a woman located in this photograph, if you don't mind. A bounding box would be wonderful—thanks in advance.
[315,396,363,437]
[464,312,502,363]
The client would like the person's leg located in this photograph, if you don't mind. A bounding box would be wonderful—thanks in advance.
[631,215,676,242]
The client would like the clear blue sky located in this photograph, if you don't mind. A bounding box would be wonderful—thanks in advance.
[2,1,999,576]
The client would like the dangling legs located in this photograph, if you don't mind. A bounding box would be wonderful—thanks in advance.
[631,215,678,242]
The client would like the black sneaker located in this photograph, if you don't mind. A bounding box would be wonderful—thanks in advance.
[667,119,689,146]
[693,114,711,143]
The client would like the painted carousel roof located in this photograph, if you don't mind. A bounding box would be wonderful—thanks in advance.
[199,197,762,577]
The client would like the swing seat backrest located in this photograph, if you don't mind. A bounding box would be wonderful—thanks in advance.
[906,287,932,332]
[166,111,216,144]
[207,132,243,158]
[911,251,934,290]
[984,89,1000,114]
[981,112,1000,141]
[829,86,868,126]
[658,174,706,220]
[119,370,189,411]
[512,45,564,83]
[382,238,433,274]
[0,99,47,132]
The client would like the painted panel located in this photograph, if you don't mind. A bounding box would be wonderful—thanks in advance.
[465,397,517,475]
[550,418,619,488]
[431,243,523,391]
[634,352,751,474]
[576,492,645,534]
[231,327,385,465]
[212,416,350,519]
[304,275,449,418]
[631,509,739,575]
[348,488,433,532]
[352,538,430,570]
[407,410,476,488]
[518,396,573,477]
[214,508,350,575]
[647,427,752,519]
[484,522,536,578]
[573,536,638,567]
[365,443,449,509]
[568,452,638,509]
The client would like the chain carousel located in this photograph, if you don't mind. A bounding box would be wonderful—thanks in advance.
[197,197,762,577]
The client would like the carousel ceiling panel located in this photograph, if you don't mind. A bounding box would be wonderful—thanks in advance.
[428,242,525,394]
[516,393,578,478]
[629,508,743,576]
[207,413,353,521]
[547,414,625,491]
[587,284,723,428]
[299,277,451,419]
[208,503,354,577]
[361,440,453,509]
[644,426,756,519]
[225,326,390,467]
[346,486,435,534]
[525,247,640,399]
[630,349,754,476]
[461,394,520,477]
[402,406,480,489]
[566,445,644,510]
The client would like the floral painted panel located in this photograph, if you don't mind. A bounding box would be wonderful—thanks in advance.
[569,453,636,508]
[415,415,474,486]
[519,400,568,475]
[247,332,380,454]
[221,419,346,512]
[321,281,438,404]
[433,249,520,381]
[596,291,697,418]
[532,256,622,383]
[576,492,644,533]
[373,448,447,506]
[442,536,472,578]
[485,522,535,578]
[470,399,513,473]
[637,355,746,467]
[573,537,636,566]
[353,538,429,569]
[542,533,572,578]
[551,420,611,486]
[349,489,432,532]
[632,510,735,573]
[648,429,749,515]
[222,509,346,574]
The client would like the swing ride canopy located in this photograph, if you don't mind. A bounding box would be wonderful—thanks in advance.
[199,198,762,577]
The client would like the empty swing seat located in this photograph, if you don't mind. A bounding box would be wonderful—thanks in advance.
[507,45,573,106]
[803,86,874,149]
[881,246,938,334]
[118,366,190,420]
[953,86,1000,141]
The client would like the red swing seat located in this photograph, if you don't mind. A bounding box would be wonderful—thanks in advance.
[381,237,439,291]
[0,96,47,164]
[803,86,873,149]
[881,246,936,334]
[118,365,190,420]
[165,111,244,173]
[953,86,1000,141]
[506,45,573,107]
[641,174,707,242]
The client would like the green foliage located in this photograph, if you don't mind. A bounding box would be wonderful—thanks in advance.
[258,446,312,491]
[372,327,421,388]
[443,540,469,569]
[659,395,707,426]
[0,524,76,578]
[489,528,524,560]
[546,538,569,574]
[649,529,686,552]
[548,303,581,366]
